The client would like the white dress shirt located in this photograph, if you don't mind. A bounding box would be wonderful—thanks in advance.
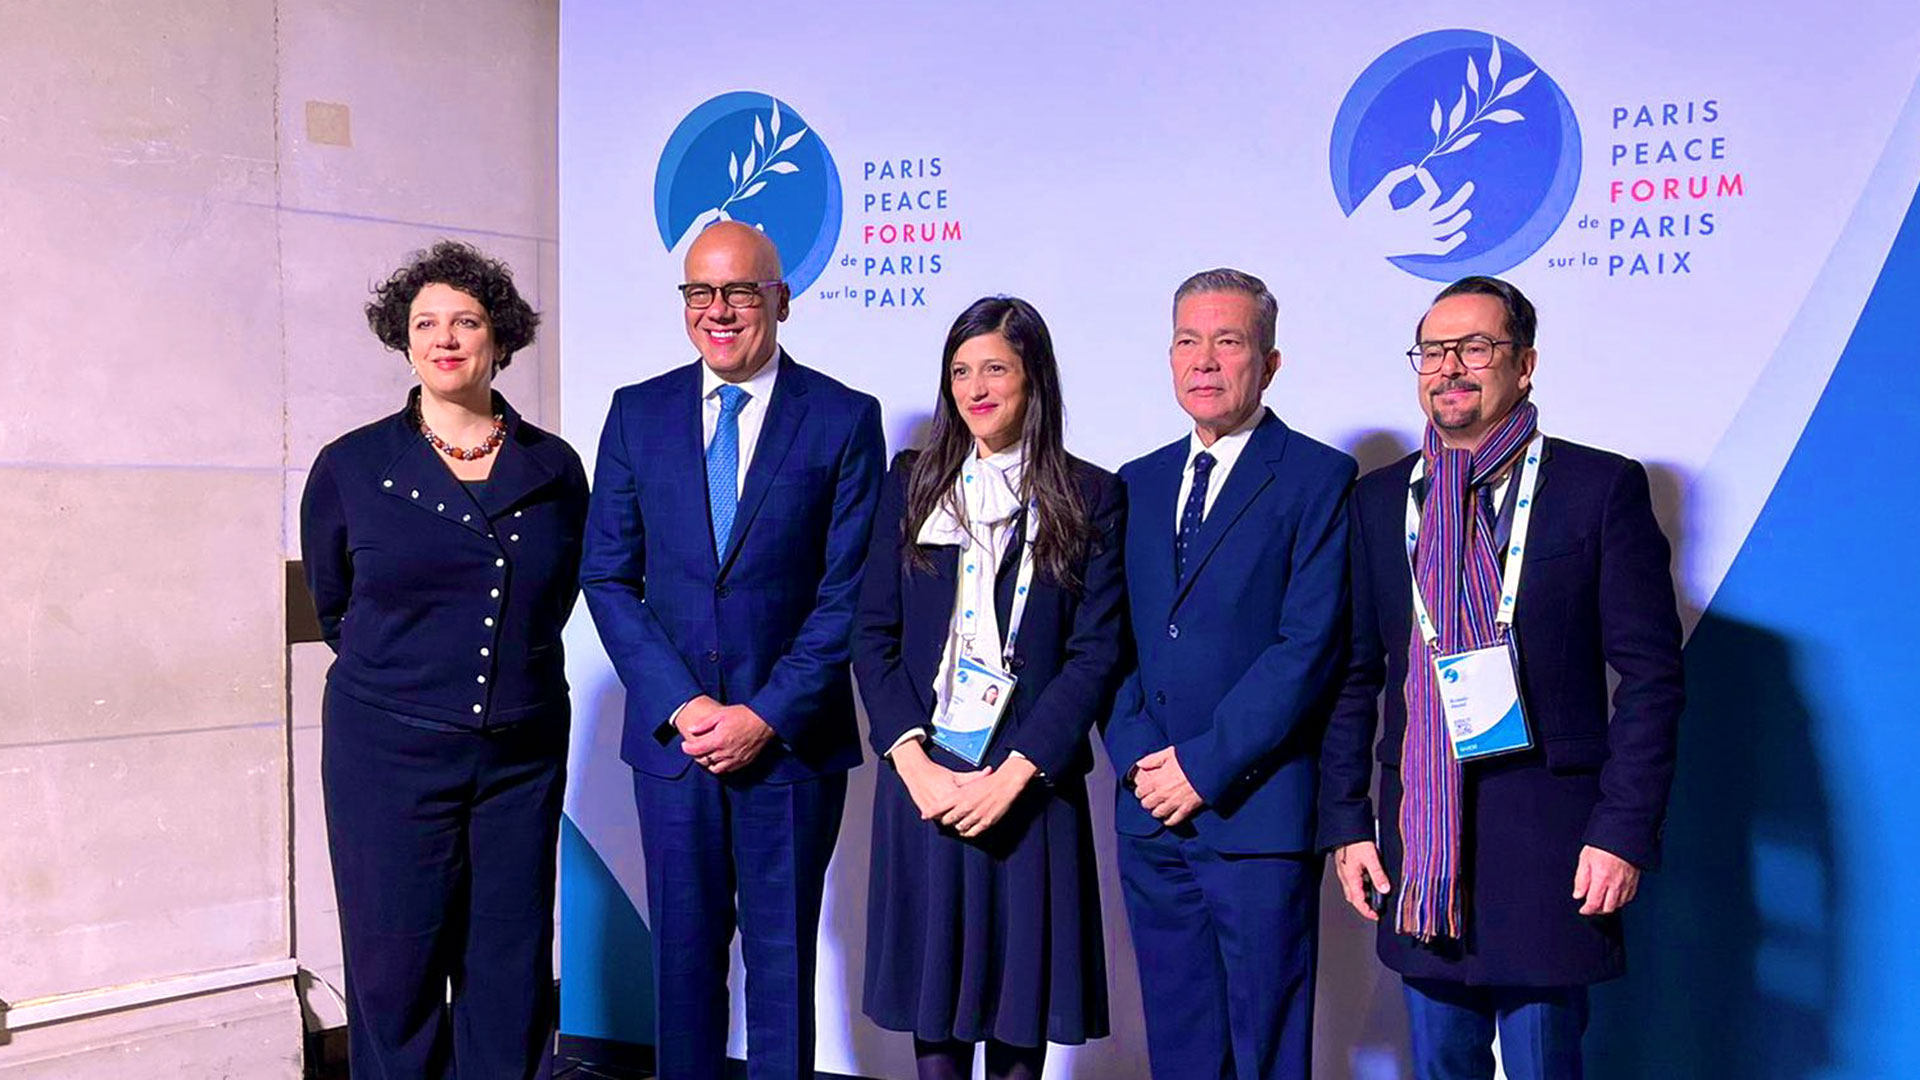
[700,349,783,497]
[1173,409,1266,530]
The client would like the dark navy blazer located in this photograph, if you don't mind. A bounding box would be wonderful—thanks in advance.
[853,451,1129,781]
[1105,410,1357,854]
[580,353,886,783]
[1318,438,1685,985]
[300,390,589,728]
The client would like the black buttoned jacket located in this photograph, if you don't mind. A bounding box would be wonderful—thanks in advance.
[301,391,590,729]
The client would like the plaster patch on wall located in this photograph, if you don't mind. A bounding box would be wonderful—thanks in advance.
[303,102,351,147]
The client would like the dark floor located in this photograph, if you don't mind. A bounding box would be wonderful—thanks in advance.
[554,1035,656,1079]
[303,1027,349,1079]
[305,1031,656,1079]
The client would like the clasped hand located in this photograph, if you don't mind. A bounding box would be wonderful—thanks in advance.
[892,740,1037,838]
[677,696,774,774]
[1131,746,1205,826]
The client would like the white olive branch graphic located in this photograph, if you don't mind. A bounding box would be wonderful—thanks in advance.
[717,95,809,217]
[1416,35,1536,168]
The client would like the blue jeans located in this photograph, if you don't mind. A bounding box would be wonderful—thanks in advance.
[1403,978,1589,1080]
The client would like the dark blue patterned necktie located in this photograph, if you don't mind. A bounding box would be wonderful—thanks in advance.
[707,384,750,556]
[1176,450,1216,580]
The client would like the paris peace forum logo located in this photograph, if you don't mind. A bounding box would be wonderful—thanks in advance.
[654,92,842,293]
[1330,30,1581,281]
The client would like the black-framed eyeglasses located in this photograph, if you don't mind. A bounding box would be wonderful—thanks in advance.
[1406,335,1512,374]
[678,280,786,310]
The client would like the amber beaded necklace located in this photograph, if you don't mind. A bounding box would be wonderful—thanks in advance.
[417,409,506,461]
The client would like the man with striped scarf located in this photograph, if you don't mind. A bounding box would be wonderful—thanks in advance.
[1319,276,1684,1079]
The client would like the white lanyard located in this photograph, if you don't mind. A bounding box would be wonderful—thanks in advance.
[956,507,1037,669]
[1404,435,1545,647]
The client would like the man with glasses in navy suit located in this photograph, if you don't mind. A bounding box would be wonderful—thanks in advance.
[582,221,885,1080]
[1105,268,1356,1080]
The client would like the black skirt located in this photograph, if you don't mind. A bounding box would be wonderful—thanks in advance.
[862,760,1109,1047]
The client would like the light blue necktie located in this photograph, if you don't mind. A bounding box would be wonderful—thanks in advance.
[707,384,750,556]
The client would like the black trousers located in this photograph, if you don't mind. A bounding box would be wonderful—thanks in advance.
[322,688,568,1080]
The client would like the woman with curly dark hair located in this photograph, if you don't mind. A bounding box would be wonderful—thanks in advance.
[853,296,1128,1080]
[301,240,586,1078]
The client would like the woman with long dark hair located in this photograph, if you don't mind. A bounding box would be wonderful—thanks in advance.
[853,296,1128,1080]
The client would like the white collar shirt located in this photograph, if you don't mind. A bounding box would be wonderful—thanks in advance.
[700,349,783,498]
[1173,409,1266,530]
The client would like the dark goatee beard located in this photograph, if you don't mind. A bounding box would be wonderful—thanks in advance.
[1431,379,1482,431]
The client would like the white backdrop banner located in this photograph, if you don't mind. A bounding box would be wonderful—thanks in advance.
[559,3,1920,1076]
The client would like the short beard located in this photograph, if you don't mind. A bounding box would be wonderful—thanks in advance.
[1430,379,1482,431]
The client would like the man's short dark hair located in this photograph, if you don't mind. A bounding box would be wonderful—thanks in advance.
[366,240,540,370]
[1420,275,1537,349]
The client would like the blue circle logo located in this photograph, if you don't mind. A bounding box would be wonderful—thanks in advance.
[655,92,842,293]
[1330,30,1580,281]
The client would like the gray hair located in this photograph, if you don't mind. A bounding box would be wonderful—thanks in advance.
[1172,268,1279,356]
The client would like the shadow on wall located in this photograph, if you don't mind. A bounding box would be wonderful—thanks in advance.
[1315,865,1415,1080]
[1312,429,1417,1080]
[1588,462,1837,1079]
[900,413,936,457]
[1349,430,1416,477]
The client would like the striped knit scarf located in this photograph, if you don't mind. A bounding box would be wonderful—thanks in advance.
[1396,400,1539,943]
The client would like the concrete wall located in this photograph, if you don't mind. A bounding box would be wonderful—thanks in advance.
[0,1,559,1073]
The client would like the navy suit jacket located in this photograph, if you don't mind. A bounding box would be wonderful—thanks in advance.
[1106,410,1356,854]
[1318,438,1684,985]
[301,390,589,729]
[853,452,1129,781]
[580,352,886,783]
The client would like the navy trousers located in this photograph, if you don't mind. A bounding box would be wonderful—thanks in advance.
[1403,979,1590,1080]
[634,766,848,1080]
[1117,831,1320,1080]
[321,688,567,1080]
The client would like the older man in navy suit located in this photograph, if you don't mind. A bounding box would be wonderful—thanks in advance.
[581,222,885,1079]
[1320,276,1684,1079]
[1106,268,1356,1080]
